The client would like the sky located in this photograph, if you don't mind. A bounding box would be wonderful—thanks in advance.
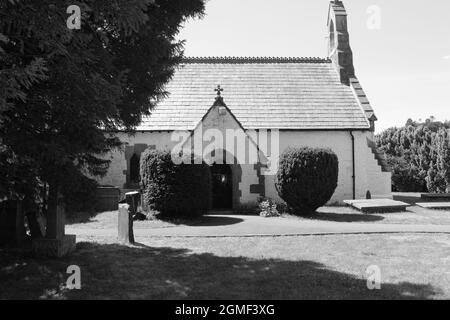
[176,0,450,133]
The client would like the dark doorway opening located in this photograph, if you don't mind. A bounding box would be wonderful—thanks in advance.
[129,153,140,185]
[211,164,233,209]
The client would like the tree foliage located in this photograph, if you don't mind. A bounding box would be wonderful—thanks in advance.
[376,117,450,193]
[0,1,205,207]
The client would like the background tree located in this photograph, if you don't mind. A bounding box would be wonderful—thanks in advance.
[0,0,205,214]
[426,128,450,193]
[376,117,450,193]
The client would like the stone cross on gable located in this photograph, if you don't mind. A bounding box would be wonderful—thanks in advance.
[215,85,223,97]
[213,85,226,107]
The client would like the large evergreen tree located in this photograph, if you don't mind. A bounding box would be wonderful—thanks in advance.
[0,1,204,208]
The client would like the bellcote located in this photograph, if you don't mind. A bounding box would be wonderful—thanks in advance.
[327,1,355,85]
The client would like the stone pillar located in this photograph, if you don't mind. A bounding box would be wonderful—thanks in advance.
[32,193,76,258]
[118,191,139,244]
[118,204,135,244]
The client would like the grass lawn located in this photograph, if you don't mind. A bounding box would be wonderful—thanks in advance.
[1,233,450,300]
[2,205,450,300]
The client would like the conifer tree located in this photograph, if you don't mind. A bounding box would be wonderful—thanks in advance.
[0,0,205,209]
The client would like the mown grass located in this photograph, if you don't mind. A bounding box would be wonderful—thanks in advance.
[1,233,449,300]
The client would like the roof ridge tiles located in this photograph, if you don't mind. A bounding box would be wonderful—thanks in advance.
[182,56,331,64]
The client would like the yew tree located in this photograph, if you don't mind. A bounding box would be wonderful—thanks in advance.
[0,0,204,209]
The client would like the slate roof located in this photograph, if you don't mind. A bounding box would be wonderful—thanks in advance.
[137,57,371,131]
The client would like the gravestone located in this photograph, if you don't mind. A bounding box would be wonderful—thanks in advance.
[126,191,140,216]
[0,200,25,247]
[32,194,76,258]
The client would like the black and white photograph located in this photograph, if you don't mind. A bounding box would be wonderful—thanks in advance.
[1,0,450,307]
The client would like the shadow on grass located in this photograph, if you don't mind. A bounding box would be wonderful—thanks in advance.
[156,215,244,227]
[0,242,440,300]
[187,216,244,227]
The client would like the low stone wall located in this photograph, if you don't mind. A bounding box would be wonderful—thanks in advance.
[421,193,450,202]
[95,186,121,212]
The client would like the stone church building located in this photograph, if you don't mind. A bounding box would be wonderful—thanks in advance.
[98,1,392,210]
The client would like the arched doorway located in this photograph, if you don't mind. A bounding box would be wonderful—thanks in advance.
[211,164,233,210]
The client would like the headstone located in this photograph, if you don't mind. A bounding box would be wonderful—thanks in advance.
[0,200,25,247]
[126,191,140,215]
[32,194,76,258]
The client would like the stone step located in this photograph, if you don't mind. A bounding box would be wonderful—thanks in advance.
[344,199,410,214]
[416,202,450,210]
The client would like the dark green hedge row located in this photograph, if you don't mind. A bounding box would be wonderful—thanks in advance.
[140,149,211,218]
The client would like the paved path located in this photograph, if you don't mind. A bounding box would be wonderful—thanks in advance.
[67,214,450,238]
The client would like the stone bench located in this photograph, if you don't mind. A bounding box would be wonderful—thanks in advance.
[416,202,450,210]
[344,199,410,214]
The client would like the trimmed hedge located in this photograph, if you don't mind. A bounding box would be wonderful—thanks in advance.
[275,147,338,215]
[140,149,211,218]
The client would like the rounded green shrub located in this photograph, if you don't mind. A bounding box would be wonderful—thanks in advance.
[140,149,211,218]
[275,147,338,215]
